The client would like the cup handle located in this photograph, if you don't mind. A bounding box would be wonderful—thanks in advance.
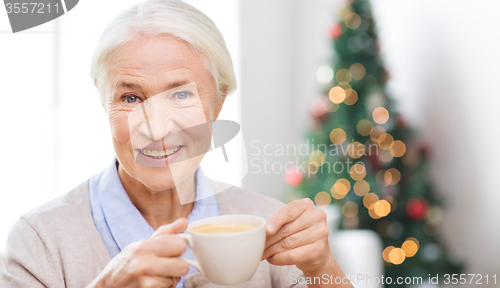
[177,233,204,275]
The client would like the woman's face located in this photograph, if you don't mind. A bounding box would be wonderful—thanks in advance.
[103,35,223,192]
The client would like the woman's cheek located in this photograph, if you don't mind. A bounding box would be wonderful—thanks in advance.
[199,96,215,119]
[107,106,132,143]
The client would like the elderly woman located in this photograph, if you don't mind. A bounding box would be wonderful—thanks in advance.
[1,0,353,287]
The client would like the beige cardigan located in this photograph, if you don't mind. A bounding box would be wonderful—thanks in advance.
[1,178,306,288]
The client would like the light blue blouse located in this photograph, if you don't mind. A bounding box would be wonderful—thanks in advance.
[88,157,221,288]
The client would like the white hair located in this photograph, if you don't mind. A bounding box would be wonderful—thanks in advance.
[90,0,236,104]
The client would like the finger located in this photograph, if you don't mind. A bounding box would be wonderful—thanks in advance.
[172,276,181,287]
[145,234,188,257]
[139,275,176,288]
[267,242,325,266]
[266,198,313,235]
[152,218,188,238]
[264,208,321,249]
[262,225,328,260]
[136,255,190,278]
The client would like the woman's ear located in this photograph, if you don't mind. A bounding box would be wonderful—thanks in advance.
[213,88,228,121]
[101,99,108,113]
[98,88,108,113]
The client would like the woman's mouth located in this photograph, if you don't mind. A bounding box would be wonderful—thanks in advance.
[139,145,183,159]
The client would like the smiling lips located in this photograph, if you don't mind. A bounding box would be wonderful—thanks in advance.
[140,145,183,159]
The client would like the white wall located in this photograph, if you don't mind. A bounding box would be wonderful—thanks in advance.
[240,0,336,199]
[240,0,500,280]
[372,0,500,278]
[0,12,57,253]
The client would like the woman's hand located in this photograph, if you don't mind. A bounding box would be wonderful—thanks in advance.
[262,198,333,274]
[88,218,190,288]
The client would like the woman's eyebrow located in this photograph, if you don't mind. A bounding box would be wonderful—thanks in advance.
[114,82,140,90]
[110,82,142,97]
[162,79,192,90]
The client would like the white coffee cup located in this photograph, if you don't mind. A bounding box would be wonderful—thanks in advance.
[177,214,266,285]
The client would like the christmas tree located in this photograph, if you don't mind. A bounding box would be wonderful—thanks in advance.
[284,0,463,284]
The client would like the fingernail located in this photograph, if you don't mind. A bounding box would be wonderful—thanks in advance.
[267,222,277,234]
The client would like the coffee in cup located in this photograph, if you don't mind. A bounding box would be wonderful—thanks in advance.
[190,222,259,234]
[177,214,266,285]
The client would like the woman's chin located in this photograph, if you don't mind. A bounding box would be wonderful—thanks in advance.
[140,176,176,191]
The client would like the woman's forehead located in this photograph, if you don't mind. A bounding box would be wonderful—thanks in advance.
[116,36,197,66]
[106,35,211,92]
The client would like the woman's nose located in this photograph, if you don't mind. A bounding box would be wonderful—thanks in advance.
[139,100,175,141]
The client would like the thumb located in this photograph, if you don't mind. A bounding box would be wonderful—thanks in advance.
[151,218,188,238]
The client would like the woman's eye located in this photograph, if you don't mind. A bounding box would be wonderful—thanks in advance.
[124,95,140,103]
[174,91,191,100]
